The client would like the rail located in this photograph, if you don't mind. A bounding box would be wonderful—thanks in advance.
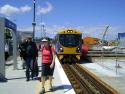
[62,64,118,94]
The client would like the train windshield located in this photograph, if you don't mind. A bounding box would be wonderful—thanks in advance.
[59,34,81,47]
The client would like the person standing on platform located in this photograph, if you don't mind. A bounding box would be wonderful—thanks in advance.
[25,37,38,81]
[18,39,27,69]
[5,43,9,61]
[39,38,56,94]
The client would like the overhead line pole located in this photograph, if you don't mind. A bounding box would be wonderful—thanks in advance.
[32,0,36,41]
[101,26,109,66]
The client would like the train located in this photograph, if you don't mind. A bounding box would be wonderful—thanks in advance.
[55,29,83,63]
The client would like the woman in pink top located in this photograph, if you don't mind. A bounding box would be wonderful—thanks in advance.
[40,38,55,94]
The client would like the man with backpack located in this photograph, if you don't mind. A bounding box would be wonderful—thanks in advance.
[25,37,38,81]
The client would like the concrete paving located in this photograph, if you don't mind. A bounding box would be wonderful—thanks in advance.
[0,54,73,94]
[81,57,125,94]
[0,57,37,94]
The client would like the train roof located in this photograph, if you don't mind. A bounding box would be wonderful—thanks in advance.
[58,29,82,34]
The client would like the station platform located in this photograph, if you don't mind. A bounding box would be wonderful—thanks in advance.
[0,54,75,94]
[80,57,125,94]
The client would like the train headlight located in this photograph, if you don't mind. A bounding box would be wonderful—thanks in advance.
[59,47,63,52]
[76,47,80,53]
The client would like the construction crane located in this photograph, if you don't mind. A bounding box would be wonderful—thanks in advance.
[100,26,109,64]
[102,26,109,42]
[101,26,109,46]
[101,26,116,51]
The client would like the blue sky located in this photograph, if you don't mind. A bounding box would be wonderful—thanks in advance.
[0,0,125,39]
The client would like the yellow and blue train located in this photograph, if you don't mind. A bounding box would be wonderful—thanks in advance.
[55,29,82,63]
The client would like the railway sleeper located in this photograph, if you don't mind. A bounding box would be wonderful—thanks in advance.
[69,65,98,94]
[75,64,118,94]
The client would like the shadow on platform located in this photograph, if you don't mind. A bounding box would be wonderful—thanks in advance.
[79,56,93,64]
[7,77,26,80]
[0,77,26,83]
[52,85,72,92]
[0,78,8,83]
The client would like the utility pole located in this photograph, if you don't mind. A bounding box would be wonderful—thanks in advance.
[41,22,46,38]
[42,23,46,38]
[101,26,109,65]
[40,14,46,38]
[32,0,36,41]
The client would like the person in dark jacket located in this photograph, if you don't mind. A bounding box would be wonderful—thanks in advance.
[25,37,38,81]
[18,39,27,69]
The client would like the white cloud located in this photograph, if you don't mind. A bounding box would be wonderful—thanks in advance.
[0,4,31,16]
[37,2,53,15]
[0,4,19,16]
[20,5,31,13]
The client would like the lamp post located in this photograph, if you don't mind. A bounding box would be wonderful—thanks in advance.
[41,22,46,38]
[32,0,36,41]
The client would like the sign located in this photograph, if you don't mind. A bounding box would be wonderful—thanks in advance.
[5,18,17,31]
[118,33,125,47]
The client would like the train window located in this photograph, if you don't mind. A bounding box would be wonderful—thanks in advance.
[59,34,81,47]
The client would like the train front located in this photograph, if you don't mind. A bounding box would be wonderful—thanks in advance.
[56,29,82,63]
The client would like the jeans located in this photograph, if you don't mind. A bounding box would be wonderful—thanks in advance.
[26,57,34,80]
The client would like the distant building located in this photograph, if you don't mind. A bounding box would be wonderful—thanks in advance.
[18,31,33,42]
[118,33,125,47]
[83,37,100,45]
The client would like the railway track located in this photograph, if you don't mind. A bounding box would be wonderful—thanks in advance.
[62,63,118,94]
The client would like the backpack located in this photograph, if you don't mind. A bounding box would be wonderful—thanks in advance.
[27,42,38,57]
[26,42,36,57]
[19,43,27,56]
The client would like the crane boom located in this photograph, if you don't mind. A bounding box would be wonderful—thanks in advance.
[102,26,109,41]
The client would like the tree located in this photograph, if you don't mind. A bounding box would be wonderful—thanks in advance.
[4,28,12,39]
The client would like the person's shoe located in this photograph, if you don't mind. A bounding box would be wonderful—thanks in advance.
[34,76,39,80]
[39,87,45,94]
[49,85,53,91]
[22,64,26,69]
[26,79,30,81]
[31,77,34,80]
[26,78,30,81]
[23,67,25,69]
